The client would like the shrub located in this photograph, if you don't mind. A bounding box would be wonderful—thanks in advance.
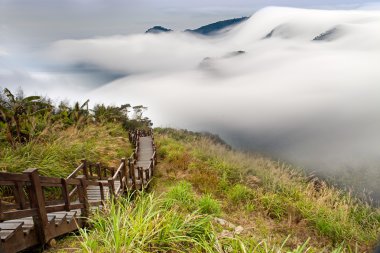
[198,194,221,215]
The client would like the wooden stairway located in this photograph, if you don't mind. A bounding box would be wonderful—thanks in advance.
[0,129,156,253]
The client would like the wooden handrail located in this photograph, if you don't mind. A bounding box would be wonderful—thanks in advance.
[0,128,157,253]
[112,162,124,181]
[67,163,84,179]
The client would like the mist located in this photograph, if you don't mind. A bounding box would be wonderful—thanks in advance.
[5,6,380,199]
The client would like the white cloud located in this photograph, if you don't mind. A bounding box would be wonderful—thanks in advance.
[0,47,8,56]
[24,6,380,196]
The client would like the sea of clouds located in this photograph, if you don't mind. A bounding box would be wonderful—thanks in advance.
[5,7,380,198]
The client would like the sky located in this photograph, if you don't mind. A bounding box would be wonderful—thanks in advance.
[1,0,380,197]
[1,0,380,44]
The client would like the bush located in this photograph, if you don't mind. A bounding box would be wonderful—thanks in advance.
[198,194,221,215]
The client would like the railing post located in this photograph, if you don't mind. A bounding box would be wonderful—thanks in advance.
[150,158,154,177]
[121,158,126,190]
[131,163,137,191]
[81,159,88,179]
[89,164,93,178]
[14,182,26,210]
[0,199,3,221]
[23,168,50,243]
[78,177,89,219]
[127,158,132,189]
[108,178,115,197]
[138,167,143,189]
[96,162,101,180]
[61,178,70,211]
[99,182,105,203]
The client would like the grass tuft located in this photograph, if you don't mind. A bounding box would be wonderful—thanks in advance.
[198,194,221,215]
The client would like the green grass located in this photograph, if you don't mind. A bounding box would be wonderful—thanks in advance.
[153,128,380,252]
[227,184,253,204]
[198,194,221,215]
[164,181,196,210]
[80,193,216,253]
[0,123,131,177]
[80,191,351,253]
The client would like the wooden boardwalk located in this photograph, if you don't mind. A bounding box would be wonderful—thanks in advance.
[0,129,156,253]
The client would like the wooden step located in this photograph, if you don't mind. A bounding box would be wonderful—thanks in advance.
[47,214,56,224]
[51,211,78,223]
[51,213,67,226]
[0,222,24,241]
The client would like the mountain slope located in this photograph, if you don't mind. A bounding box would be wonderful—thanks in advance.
[145,26,173,34]
[78,128,380,252]
[185,17,249,35]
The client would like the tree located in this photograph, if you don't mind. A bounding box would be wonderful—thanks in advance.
[0,88,51,145]
[132,105,147,120]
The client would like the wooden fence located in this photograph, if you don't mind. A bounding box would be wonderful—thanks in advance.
[0,129,156,252]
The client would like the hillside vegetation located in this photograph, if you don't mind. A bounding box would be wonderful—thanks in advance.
[0,87,150,176]
[78,128,380,253]
[2,88,380,252]
[0,123,131,177]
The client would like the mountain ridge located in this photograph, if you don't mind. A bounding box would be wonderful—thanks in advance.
[145,16,249,35]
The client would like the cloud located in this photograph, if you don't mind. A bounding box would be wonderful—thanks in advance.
[0,46,8,57]
[39,7,380,199]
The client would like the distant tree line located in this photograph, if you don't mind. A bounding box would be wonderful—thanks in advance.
[0,88,152,147]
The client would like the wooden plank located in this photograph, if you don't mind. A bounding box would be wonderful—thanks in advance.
[0,173,29,182]
[45,204,66,213]
[1,209,38,221]
[66,178,81,185]
[39,176,61,185]
[0,222,24,230]
[0,222,23,241]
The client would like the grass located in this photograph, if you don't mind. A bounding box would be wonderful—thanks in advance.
[4,125,378,252]
[150,128,380,252]
[0,123,132,177]
[79,190,352,253]
[164,181,196,210]
[227,184,253,204]
[198,194,221,215]
[80,193,217,253]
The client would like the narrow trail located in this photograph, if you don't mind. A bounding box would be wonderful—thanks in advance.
[0,129,156,253]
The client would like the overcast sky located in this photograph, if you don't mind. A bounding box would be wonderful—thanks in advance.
[2,1,380,196]
[1,0,380,46]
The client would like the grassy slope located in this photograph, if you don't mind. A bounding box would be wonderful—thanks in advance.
[152,129,380,252]
[0,122,132,252]
[4,126,379,252]
[78,128,380,253]
[0,123,132,177]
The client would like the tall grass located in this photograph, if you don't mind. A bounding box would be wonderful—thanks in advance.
[80,193,216,253]
[154,130,380,252]
[80,191,350,253]
[0,123,131,177]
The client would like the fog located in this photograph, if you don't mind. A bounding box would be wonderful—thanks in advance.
[6,6,380,199]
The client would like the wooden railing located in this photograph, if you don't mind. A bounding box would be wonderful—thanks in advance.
[0,129,157,252]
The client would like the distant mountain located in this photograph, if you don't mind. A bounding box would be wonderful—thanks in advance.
[313,27,339,41]
[145,26,173,34]
[185,17,249,35]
